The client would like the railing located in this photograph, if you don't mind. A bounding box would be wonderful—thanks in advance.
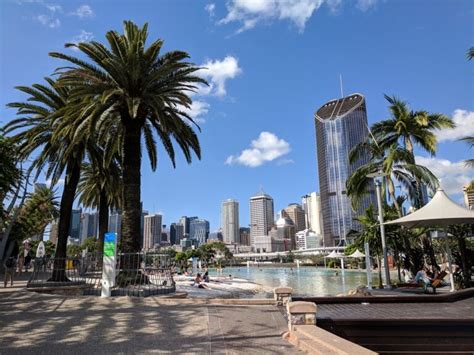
[27,251,175,297]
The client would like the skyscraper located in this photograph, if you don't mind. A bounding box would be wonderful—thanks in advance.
[281,203,306,232]
[239,227,250,246]
[170,223,184,245]
[179,216,198,238]
[221,199,240,244]
[69,208,82,240]
[301,192,323,235]
[250,191,274,248]
[464,182,474,210]
[315,93,376,246]
[189,219,209,246]
[143,214,162,249]
[80,212,98,242]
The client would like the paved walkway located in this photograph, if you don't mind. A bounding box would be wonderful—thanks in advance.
[0,284,298,354]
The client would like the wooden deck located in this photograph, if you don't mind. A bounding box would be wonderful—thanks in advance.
[295,290,474,354]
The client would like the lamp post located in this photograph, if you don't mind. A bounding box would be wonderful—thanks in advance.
[367,171,391,288]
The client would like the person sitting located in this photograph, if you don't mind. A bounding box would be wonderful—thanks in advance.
[192,273,207,289]
[203,271,210,283]
[411,268,432,285]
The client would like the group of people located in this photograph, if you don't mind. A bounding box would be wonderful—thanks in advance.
[192,271,210,289]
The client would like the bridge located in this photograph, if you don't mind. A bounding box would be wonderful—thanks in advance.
[233,247,345,260]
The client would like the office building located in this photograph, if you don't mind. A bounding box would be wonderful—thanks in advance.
[179,216,198,238]
[464,182,474,210]
[315,93,376,246]
[208,231,223,242]
[301,192,323,235]
[221,199,240,244]
[170,223,184,245]
[69,208,82,240]
[80,212,98,242]
[239,227,250,246]
[296,229,321,250]
[34,182,47,192]
[250,190,274,248]
[189,219,209,246]
[281,203,306,232]
[143,214,162,249]
[108,210,121,238]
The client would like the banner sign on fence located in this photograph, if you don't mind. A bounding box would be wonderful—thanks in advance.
[101,232,117,297]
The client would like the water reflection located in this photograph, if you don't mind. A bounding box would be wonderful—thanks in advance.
[214,266,379,297]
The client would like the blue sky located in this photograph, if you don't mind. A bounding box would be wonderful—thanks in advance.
[1,0,473,231]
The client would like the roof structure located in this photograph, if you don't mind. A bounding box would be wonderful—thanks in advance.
[315,93,365,121]
[385,188,474,228]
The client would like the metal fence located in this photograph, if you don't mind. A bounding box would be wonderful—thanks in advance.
[27,251,175,297]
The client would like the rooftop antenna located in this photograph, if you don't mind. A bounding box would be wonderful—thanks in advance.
[339,74,344,98]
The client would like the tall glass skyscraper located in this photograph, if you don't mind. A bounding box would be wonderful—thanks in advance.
[221,199,240,244]
[315,93,376,247]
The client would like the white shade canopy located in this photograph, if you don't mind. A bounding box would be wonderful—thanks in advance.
[348,249,365,258]
[324,250,345,258]
[385,188,474,228]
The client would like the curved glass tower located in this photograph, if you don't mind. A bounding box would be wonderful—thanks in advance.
[314,93,376,247]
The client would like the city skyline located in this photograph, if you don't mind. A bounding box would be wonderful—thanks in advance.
[2,1,472,231]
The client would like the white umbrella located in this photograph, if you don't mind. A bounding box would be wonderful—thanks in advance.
[348,249,365,258]
[324,250,345,258]
[385,188,474,291]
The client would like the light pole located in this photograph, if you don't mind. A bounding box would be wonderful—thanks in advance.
[367,171,391,288]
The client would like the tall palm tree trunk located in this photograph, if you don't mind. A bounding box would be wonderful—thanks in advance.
[51,161,81,281]
[97,189,108,255]
[121,120,142,253]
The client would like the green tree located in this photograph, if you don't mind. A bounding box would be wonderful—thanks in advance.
[5,78,95,280]
[459,137,474,168]
[49,21,207,254]
[77,156,122,254]
[0,134,22,216]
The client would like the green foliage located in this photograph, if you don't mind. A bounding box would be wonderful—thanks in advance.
[20,240,56,258]
[67,244,83,257]
[82,236,98,253]
[0,134,22,213]
[9,186,59,242]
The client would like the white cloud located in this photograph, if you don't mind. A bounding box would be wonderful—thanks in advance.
[71,4,94,18]
[34,14,60,28]
[356,0,378,12]
[226,132,291,167]
[45,3,61,12]
[198,56,242,97]
[182,100,210,124]
[205,3,216,17]
[436,109,474,142]
[218,0,379,33]
[70,30,93,49]
[416,155,473,195]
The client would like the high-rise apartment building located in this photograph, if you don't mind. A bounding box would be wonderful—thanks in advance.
[250,191,274,248]
[80,212,98,242]
[143,214,162,249]
[189,219,209,246]
[464,182,474,210]
[170,223,184,245]
[315,93,376,246]
[301,192,323,236]
[221,199,240,244]
[281,203,306,232]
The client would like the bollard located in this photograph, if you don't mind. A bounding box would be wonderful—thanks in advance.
[286,301,317,331]
[274,287,293,306]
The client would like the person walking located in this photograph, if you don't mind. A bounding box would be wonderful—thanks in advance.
[3,256,16,287]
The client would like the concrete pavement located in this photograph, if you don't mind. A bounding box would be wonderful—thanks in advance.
[0,284,299,354]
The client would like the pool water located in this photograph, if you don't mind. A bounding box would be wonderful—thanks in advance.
[212,266,379,297]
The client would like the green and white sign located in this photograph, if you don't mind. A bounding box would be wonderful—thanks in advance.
[101,232,117,297]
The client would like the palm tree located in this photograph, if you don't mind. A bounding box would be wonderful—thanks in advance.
[4,78,92,280]
[459,137,474,167]
[468,47,474,60]
[372,95,454,157]
[347,137,438,217]
[49,21,207,253]
[77,156,122,254]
